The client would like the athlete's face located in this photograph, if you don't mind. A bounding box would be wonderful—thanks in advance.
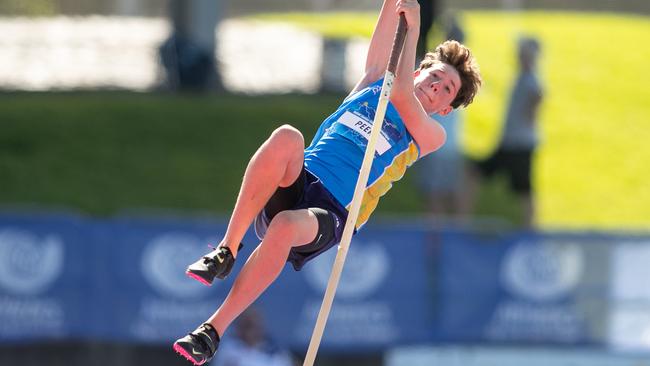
[413,62,461,116]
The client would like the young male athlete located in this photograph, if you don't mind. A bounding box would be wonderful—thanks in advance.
[174,0,481,364]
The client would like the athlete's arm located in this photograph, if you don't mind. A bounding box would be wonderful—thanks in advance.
[348,0,400,96]
[389,0,446,156]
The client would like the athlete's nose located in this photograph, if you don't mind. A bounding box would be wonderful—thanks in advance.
[430,82,439,94]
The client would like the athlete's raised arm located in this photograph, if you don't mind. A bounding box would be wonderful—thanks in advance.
[389,0,447,156]
[349,0,401,95]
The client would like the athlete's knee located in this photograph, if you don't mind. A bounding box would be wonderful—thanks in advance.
[270,125,304,152]
[265,210,304,244]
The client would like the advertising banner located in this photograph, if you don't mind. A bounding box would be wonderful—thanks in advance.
[0,213,434,352]
[1,212,648,353]
[94,216,232,342]
[261,225,434,351]
[608,239,650,351]
[435,231,611,345]
[0,213,92,341]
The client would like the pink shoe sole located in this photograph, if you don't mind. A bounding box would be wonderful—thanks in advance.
[186,271,212,286]
[173,343,205,366]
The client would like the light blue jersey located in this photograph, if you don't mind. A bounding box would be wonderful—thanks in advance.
[304,78,421,229]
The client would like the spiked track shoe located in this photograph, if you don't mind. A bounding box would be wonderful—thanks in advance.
[173,323,220,365]
[186,243,243,286]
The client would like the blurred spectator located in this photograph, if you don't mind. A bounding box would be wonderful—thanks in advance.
[160,32,216,90]
[416,0,439,62]
[211,307,295,366]
[471,36,544,227]
[443,11,465,45]
[415,13,468,220]
[159,0,221,91]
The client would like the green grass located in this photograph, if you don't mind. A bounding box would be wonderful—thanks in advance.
[248,11,650,230]
[1,11,649,230]
[0,93,427,216]
[0,93,335,215]
[250,12,378,39]
[463,11,650,230]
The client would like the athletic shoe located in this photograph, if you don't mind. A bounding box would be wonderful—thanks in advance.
[173,323,220,366]
[186,243,243,286]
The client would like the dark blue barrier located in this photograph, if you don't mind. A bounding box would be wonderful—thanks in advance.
[0,212,648,352]
[0,212,435,351]
[434,230,612,345]
[261,225,434,352]
[0,213,95,341]
[93,216,232,343]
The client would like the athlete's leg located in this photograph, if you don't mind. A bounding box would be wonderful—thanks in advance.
[221,125,305,257]
[207,209,319,335]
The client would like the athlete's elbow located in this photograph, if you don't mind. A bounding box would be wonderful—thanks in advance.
[422,129,447,156]
[433,132,447,151]
[433,128,447,151]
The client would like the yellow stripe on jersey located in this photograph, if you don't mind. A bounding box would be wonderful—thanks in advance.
[352,141,420,229]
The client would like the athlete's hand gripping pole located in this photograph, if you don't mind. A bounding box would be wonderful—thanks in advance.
[302,14,408,366]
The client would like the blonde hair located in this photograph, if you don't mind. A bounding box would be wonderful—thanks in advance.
[418,40,482,109]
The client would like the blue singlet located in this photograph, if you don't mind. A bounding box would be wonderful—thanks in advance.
[304,78,421,229]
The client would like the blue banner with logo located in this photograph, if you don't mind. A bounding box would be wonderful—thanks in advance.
[1,212,649,351]
[0,213,435,351]
[94,216,234,343]
[0,213,93,341]
[434,230,613,345]
[260,224,434,352]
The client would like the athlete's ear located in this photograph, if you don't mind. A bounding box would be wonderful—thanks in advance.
[438,105,453,116]
[413,70,420,77]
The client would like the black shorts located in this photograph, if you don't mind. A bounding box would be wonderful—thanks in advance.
[254,167,348,271]
[475,148,533,194]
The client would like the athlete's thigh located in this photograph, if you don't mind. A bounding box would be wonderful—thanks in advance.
[273,125,305,188]
[281,149,304,188]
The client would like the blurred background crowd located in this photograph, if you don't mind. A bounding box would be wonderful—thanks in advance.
[1,0,649,365]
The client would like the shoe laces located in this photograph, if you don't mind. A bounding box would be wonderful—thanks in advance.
[189,324,218,355]
[202,245,226,264]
